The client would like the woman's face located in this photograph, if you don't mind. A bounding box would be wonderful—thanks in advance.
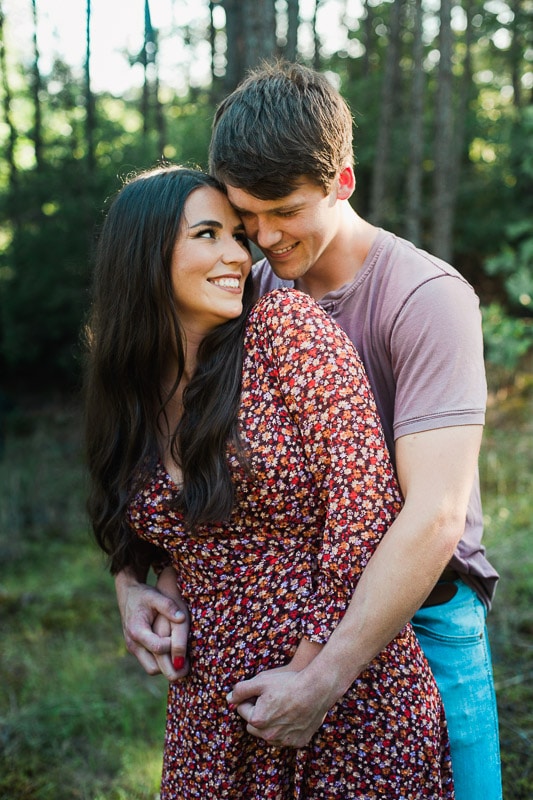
[171,186,252,337]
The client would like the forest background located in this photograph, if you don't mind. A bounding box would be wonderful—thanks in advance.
[0,0,532,798]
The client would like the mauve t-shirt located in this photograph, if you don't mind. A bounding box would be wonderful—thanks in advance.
[252,228,498,608]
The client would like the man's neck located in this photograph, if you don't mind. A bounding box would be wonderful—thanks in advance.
[296,211,379,301]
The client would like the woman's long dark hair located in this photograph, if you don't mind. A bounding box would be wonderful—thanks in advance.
[84,165,254,575]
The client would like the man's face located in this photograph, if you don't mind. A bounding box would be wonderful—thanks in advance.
[225,177,343,283]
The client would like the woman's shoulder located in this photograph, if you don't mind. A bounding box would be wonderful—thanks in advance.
[249,287,324,326]
[246,287,353,359]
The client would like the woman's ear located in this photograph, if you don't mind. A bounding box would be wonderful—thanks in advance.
[337,165,356,200]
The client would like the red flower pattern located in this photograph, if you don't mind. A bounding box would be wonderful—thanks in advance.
[128,289,454,799]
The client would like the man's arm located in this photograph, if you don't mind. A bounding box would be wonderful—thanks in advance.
[115,565,189,677]
[229,424,483,747]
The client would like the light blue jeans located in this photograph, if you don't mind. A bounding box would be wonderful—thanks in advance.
[412,580,502,800]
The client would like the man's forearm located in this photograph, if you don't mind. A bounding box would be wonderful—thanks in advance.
[114,565,149,612]
[228,512,457,748]
[300,506,462,707]
[303,426,482,705]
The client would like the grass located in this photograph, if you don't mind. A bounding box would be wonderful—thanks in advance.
[0,402,166,800]
[0,369,532,799]
[480,368,533,798]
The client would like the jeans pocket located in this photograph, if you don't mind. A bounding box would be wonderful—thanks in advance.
[412,620,485,647]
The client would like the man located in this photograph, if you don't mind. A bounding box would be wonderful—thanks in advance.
[115,62,502,798]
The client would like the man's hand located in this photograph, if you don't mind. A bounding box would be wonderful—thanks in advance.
[114,567,189,678]
[228,666,330,748]
[228,639,331,749]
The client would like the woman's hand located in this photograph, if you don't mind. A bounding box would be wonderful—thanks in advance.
[114,570,184,674]
[114,565,190,678]
[152,566,190,680]
[153,612,190,681]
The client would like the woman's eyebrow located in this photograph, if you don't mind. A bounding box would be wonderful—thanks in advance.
[188,219,223,229]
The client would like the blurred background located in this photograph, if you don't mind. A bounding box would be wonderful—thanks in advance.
[0,1,531,797]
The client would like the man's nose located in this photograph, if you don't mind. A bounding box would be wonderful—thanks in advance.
[254,218,282,250]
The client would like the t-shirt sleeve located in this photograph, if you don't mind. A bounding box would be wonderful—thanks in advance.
[249,289,403,643]
[391,275,487,439]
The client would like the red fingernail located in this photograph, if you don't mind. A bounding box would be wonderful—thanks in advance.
[173,656,185,670]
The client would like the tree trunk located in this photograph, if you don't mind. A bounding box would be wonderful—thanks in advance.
[369,0,403,225]
[209,1,225,102]
[221,0,277,92]
[284,0,299,62]
[431,0,454,262]
[30,0,43,170]
[450,0,474,207]
[361,0,374,78]
[0,2,18,188]
[137,0,164,154]
[141,0,153,136]
[221,0,244,92]
[245,0,276,68]
[85,0,95,171]
[209,1,217,84]
[155,71,165,158]
[405,0,424,245]
[311,0,324,70]
[509,0,523,108]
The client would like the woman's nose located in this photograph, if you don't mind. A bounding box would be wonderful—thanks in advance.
[222,237,251,266]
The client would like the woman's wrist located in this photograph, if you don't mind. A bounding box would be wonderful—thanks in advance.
[289,638,323,671]
[156,566,181,599]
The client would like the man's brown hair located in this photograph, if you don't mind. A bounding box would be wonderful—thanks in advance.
[209,60,354,199]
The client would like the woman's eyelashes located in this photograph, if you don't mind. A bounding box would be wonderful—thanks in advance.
[194,227,247,245]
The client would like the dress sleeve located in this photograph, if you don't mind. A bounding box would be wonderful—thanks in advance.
[249,289,403,643]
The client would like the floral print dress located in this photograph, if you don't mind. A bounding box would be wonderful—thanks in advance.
[127,289,454,799]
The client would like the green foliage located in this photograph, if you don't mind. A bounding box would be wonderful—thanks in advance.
[476,107,533,368]
[480,368,533,799]
[0,405,167,800]
[163,93,215,171]
[482,302,533,369]
[0,165,95,381]
[0,2,531,392]
[0,87,216,389]
[485,219,533,312]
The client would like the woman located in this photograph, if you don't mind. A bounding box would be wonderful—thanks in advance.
[85,164,453,798]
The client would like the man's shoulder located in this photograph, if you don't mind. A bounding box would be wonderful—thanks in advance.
[251,258,290,299]
[376,229,471,286]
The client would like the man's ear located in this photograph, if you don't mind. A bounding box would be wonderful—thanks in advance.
[337,165,356,200]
